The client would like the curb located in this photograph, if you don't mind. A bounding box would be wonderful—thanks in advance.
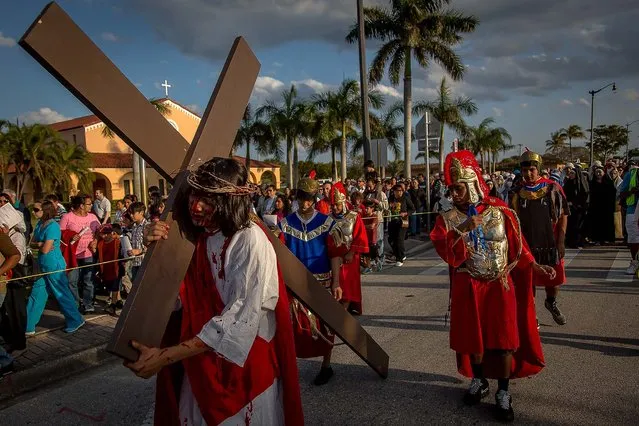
[0,343,116,407]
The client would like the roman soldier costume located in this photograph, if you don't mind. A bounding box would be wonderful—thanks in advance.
[430,150,545,422]
[327,182,369,314]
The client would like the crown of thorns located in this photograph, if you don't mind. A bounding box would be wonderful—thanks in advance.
[186,167,259,196]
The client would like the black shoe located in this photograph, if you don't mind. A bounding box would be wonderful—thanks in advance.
[463,378,489,405]
[544,299,567,325]
[0,362,14,378]
[313,366,334,386]
[115,300,124,309]
[105,303,117,315]
[494,390,514,422]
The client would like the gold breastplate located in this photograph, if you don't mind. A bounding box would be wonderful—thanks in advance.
[441,206,509,281]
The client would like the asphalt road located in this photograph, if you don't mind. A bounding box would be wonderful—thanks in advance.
[1,244,638,425]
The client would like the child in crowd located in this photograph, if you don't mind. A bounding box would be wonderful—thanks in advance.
[127,202,147,279]
[362,200,381,273]
[350,191,365,215]
[95,224,124,315]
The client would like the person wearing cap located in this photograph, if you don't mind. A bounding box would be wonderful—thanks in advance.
[278,177,340,386]
[618,160,639,274]
[510,150,569,326]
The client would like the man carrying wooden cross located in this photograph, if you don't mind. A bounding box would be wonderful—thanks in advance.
[125,158,303,425]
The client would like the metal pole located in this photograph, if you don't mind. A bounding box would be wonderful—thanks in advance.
[589,91,595,166]
[424,113,431,234]
[357,0,372,162]
[132,151,141,199]
[627,124,630,161]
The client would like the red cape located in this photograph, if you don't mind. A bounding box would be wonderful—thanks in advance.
[431,197,545,379]
[155,227,303,425]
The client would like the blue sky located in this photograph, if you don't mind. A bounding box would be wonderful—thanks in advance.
[2,0,639,164]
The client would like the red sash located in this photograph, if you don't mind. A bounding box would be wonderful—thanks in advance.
[155,229,303,425]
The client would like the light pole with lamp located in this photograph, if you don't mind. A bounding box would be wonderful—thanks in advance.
[626,119,639,161]
[588,82,616,166]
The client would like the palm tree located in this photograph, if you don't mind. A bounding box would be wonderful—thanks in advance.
[560,124,586,162]
[346,0,479,178]
[545,131,567,157]
[305,109,344,181]
[101,98,171,139]
[257,85,309,187]
[233,104,279,175]
[352,101,404,160]
[0,119,10,188]
[413,77,478,170]
[314,79,383,181]
[49,140,95,195]
[462,118,510,172]
[4,123,66,199]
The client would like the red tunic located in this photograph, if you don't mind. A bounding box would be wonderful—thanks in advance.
[430,198,545,379]
[154,229,304,425]
[328,213,369,314]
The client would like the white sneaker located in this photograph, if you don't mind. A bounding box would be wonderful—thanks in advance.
[625,260,639,275]
[395,261,404,267]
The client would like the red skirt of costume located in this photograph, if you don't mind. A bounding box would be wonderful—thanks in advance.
[328,214,369,315]
[431,203,545,379]
[154,230,304,426]
[290,296,334,359]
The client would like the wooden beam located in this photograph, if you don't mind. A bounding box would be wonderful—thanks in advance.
[20,1,389,377]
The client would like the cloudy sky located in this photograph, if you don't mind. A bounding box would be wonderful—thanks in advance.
[2,0,639,162]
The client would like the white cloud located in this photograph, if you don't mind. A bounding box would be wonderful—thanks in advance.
[625,89,639,101]
[291,78,330,93]
[520,103,528,108]
[101,32,119,42]
[561,99,574,106]
[253,76,285,96]
[579,98,590,106]
[372,83,401,99]
[492,107,504,117]
[134,82,143,88]
[19,108,69,124]
[0,32,16,47]
[273,62,283,67]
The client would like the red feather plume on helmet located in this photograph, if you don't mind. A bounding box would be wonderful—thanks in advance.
[443,150,490,199]
[329,182,348,206]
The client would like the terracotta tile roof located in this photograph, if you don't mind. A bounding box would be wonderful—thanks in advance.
[49,114,102,132]
[91,153,133,169]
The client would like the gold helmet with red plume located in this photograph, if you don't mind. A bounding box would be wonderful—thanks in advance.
[443,150,489,204]
[329,182,348,209]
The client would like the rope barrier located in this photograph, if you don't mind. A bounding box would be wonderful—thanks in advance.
[0,255,143,284]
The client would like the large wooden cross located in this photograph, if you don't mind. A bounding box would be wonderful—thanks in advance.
[20,2,389,378]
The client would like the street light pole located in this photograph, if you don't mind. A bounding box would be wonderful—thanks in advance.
[357,0,372,163]
[626,119,639,161]
[588,82,616,166]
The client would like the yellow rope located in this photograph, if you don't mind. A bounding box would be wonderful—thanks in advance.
[0,255,143,284]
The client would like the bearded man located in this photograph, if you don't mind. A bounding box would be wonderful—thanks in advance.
[430,151,554,423]
[510,150,569,326]
[128,158,303,425]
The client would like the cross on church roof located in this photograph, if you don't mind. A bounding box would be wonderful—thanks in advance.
[161,79,171,97]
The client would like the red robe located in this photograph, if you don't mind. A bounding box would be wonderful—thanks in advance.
[155,229,304,425]
[328,212,369,314]
[430,197,545,379]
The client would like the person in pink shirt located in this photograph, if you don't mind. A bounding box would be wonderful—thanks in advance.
[60,195,100,313]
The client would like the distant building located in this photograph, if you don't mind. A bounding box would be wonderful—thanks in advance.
[14,98,280,202]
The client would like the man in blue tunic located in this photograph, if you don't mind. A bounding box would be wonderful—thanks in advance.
[278,177,339,385]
